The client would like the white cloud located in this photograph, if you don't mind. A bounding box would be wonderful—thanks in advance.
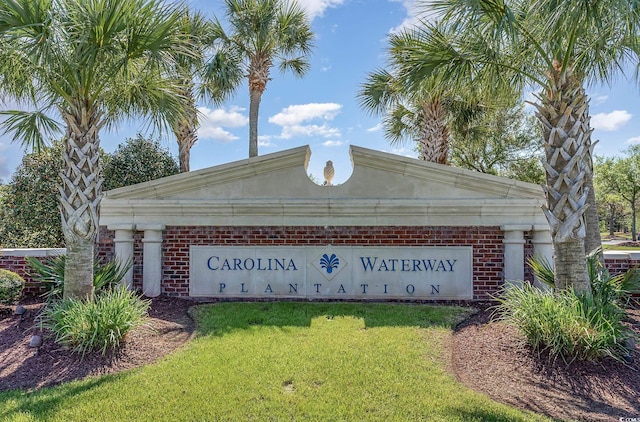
[322,140,343,147]
[197,106,248,142]
[269,103,343,141]
[626,136,640,145]
[198,126,238,143]
[258,135,276,148]
[385,146,417,158]
[367,123,383,132]
[198,106,248,127]
[388,0,435,33]
[593,95,608,105]
[280,124,341,140]
[297,0,347,20]
[269,103,342,126]
[591,110,632,131]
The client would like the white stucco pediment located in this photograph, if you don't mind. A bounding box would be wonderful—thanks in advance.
[100,145,547,228]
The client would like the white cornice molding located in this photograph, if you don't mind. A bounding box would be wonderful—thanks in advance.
[100,198,547,227]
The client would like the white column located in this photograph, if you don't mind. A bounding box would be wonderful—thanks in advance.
[531,225,554,290]
[138,224,164,297]
[108,224,135,289]
[502,225,530,287]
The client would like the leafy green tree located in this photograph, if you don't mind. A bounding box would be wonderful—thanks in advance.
[0,0,193,299]
[596,191,627,238]
[0,137,178,248]
[450,104,544,183]
[103,136,179,191]
[392,0,640,292]
[0,141,65,248]
[595,149,640,241]
[210,0,314,157]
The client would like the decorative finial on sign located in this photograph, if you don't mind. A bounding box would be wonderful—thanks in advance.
[323,160,334,186]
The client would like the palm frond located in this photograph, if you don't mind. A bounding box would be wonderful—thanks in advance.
[278,57,310,76]
[200,48,244,105]
[0,109,60,152]
[527,254,555,289]
[357,69,398,115]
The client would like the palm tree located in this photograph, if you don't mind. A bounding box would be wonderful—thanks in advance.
[209,0,314,157]
[358,26,514,165]
[392,0,640,293]
[0,0,193,299]
[359,69,451,164]
[170,13,206,173]
[169,12,243,172]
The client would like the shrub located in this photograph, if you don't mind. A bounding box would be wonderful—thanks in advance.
[27,255,132,301]
[0,269,25,305]
[498,251,639,363]
[495,283,632,363]
[40,286,150,355]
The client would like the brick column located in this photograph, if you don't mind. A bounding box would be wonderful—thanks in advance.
[139,224,164,297]
[502,225,530,286]
[108,224,135,289]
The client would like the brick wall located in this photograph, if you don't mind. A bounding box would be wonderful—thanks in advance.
[0,250,64,295]
[602,252,640,276]
[159,226,504,300]
[6,229,638,301]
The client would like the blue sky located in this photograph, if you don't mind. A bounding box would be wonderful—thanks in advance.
[1,0,639,185]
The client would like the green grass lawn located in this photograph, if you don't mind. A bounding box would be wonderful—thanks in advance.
[0,302,549,421]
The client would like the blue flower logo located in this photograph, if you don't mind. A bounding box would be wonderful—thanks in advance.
[320,253,340,274]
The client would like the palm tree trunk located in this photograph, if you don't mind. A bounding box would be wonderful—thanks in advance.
[173,88,198,173]
[178,133,194,173]
[581,100,603,257]
[553,238,589,292]
[59,103,104,300]
[534,63,591,294]
[248,88,261,158]
[419,99,449,164]
[248,54,271,158]
[584,175,603,254]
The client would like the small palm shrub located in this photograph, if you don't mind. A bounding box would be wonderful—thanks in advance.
[27,255,132,301]
[40,286,150,356]
[0,269,25,305]
[527,250,640,307]
[496,251,639,363]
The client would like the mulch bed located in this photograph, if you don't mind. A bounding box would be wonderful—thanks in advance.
[0,296,195,392]
[450,303,640,421]
[1,296,639,421]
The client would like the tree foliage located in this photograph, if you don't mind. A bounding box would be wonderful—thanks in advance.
[0,136,178,248]
[450,104,544,184]
[595,147,640,241]
[392,0,640,292]
[103,135,179,191]
[0,0,193,299]
[0,141,66,248]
